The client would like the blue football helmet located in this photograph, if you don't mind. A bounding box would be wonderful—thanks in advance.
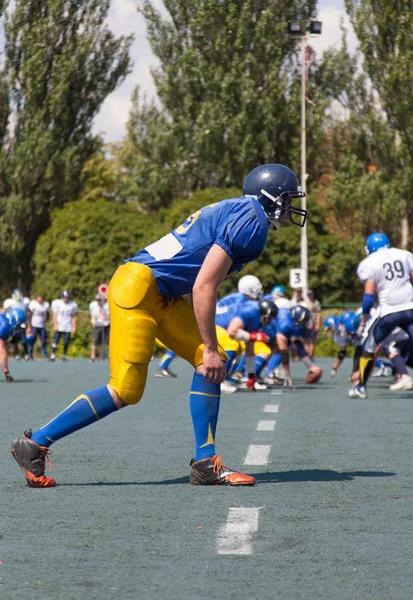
[291,305,311,326]
[259,299,279,326]
[323,315,339,332]
[272,285,285,297]
[353,313,362,333]
[339,310,355,326]
[61,290,71,299]
[242,164,306,230]
[365,233,390,255]
[344,317,356,335]
[6,307,27,328]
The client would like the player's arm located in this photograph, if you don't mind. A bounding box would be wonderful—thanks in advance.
[52,310,58,331]
[361,280,375,326]
[192,244,233,383]
[0,338,12,381]
[71,315,76,334]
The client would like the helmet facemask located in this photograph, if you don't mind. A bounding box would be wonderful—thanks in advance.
[260,188,307,230]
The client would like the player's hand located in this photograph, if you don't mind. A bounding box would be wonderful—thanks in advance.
[202,349,226,384]
[249,332,270,343]
[4,371,13,382]
[246,374,257,391]
[356,323,365,338]
[283,376,295,389]
[330,368,337,377]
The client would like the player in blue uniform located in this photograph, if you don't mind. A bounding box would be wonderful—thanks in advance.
[0,308,27,382]
[215,298,278,392]
[10,163,306,488]
[276,306,322,387]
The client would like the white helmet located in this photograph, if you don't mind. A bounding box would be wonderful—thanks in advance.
[237,275,263,300]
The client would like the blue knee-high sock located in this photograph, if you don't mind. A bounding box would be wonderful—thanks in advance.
[159,349,176,370]
[189,373,220,462]
[265,352,281,376]
[30,386,118,447]
[255,355,268,377]
[375,359,383,368]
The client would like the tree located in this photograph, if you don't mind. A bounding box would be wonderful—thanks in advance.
[32,198,151,304]
[0,0,133,294]
[313,26,409,245]
[344,0,413,245]
[125,0,319,210]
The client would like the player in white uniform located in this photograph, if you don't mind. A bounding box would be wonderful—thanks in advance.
[3,288,30,360]
[50,290,77,361]
[89,287,110,362]
[28,295,50,359]
[349,233,413,398]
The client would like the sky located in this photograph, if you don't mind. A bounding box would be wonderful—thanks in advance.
[93,0,358,142]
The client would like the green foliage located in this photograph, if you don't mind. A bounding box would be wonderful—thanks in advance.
[0,0,133,294]
[124,0,319,210]
[32,198,151,303]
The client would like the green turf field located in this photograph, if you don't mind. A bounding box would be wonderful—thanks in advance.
[2,358,413,600]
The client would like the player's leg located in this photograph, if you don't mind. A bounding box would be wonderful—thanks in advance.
[155,348,177,377]
[50,331,61,360]
[157,298,255,485]
[62,332,71,360]
[29,327,38,359]
[10,263,160,487]
[40,327,48,358]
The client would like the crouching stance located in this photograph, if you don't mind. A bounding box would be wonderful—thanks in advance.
[10,163,306,488]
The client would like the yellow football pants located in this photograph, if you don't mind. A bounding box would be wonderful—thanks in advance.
[108,262,226,405]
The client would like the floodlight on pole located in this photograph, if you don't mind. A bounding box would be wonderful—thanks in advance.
[287,18,322,297]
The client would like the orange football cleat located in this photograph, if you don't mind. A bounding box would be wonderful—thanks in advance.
[190,455,256,486]
[10,430,56,488]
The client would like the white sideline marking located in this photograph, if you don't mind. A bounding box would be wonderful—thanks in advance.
[263,404,279,413]
[270,390,283,395]
[244,444,271,465]
[217,508,260,555]
[256,420,276,431]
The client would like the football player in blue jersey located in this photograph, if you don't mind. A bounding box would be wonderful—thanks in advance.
[10,163,306,488]
[276,306,322,387]
[216,298,278,392]
[0,308,27,382]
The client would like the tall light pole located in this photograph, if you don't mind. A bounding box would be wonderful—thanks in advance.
[300,34,308,298]
[288,19,322,298]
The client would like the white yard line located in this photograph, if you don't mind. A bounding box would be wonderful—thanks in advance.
[217,507,260,555]
[263,404,279,413]
[256,420,276,431]
[244,444,271,465]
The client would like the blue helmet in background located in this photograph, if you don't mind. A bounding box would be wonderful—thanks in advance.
[323,315,339,332]
[61,290,71,299]
[339,310,355,326]
[272,285,285,297]
[365,233,390,255]
[242,164,306,230]
[6,307,27,328]
[344,317,356,334]
[291,305,311,326]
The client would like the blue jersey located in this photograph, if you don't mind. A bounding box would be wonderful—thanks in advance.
[0,313,12,341]
[216,300,261,332]
[127,198,268,298]
[263,319,278,344]
[217,292,249,309]
[276,307,303,338]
